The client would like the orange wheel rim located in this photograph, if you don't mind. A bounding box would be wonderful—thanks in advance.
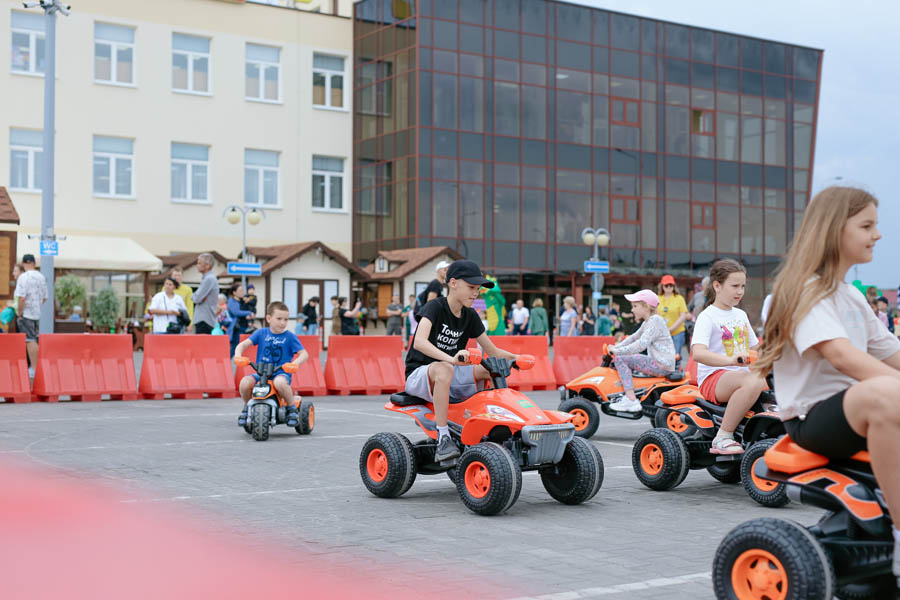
[731,549,788,600]
[750,457,778,492]
[666,411,688,433]
[308,406,315,429]
[640,443,664,476]
[464,461,491,499]
[570,408,590,431]
[366,449,388,482]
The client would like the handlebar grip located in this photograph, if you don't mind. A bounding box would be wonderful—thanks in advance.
[282,362,298,374]
[515,354,535,371]
[465,348,483,365]
[234,356,250,367]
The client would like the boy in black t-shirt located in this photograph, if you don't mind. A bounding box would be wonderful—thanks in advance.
[405,260,518,461]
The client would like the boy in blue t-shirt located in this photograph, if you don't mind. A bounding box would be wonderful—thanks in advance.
[234,301,309,427]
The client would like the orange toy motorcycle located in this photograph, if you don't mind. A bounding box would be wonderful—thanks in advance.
[234,357,314,442]
[360,349,604,516]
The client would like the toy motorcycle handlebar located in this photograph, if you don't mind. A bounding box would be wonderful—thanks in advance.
[282,362,299,374]
[736,350,758,365]
[233,356,251,367]
[513,354,535,371]
[233,356,297,375]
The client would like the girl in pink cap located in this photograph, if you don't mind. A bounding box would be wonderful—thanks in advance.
[607,289,677,413]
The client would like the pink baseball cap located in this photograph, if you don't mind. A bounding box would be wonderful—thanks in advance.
[624,289,659,308]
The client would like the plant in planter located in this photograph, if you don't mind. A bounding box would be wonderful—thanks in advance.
[90,287,120,333]
[55,274,87,318]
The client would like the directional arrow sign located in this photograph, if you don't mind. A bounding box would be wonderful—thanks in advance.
[227,262,262,276]
[584,260,609,273]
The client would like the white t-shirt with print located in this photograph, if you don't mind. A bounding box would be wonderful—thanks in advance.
[149,291,187,334]
[691,304,759,386]
[511,306,529,325]
[13,269,48,320]
[774,282,900,419]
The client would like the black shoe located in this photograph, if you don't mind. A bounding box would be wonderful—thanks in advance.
[238,406,248,426]
[434,435,460,462]
[286,407,299,427]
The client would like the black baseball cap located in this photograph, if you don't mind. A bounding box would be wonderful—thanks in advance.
[22,254,35,264]
[446,260,494,288]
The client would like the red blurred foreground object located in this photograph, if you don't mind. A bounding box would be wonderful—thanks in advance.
[0,458,488,600]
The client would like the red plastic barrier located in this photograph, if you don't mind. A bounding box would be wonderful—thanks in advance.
[233,334,326,396]
[32,334,137,402]
[139,334,236,399]
[470,336,556,391]
[551,335,616,386]
[324,336,405,395]
[0,334,30,403]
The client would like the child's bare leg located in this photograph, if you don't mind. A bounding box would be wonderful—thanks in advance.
[239,376,254,403]
[715,371,766,432]
[274,376,294,406]
[428,362,453,427]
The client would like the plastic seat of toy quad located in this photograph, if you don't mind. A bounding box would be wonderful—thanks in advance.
[694,397,727,416]
[390,392,466,405]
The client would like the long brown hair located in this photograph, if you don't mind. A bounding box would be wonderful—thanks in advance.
[754,186,878,376]
[703,259,746,309]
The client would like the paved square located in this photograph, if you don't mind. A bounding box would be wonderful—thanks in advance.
[0,392,820,599]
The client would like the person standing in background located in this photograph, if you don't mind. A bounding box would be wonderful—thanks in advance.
[226,283,254,357]
[403,294,415,346]
[191,253,219,334]
[339,297,362,335]
[240,284,258,333]
[170,267,194,330]
[559,296,579,337]
[510,299,530,335]
[657,274,689,356]
[580,306,596,335]
[299,296,319,335]
[14,254,47,377]
[415,261,449,315]
[529,298,549,336]
[386,294,403,335]
[596,307,612,336]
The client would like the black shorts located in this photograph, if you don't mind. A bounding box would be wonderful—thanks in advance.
[783,390,867,459]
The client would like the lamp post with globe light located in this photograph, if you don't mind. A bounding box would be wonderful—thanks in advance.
[222,205,264,288]
[581,227,611,331]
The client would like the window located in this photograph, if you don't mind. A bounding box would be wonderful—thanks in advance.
[244,149,279,206]
[245,43,280,102]
[358,59,393,116]
[93,136,134,198]
[94,23,135,85]
[691,109,714,134]
[171,143,209,203]
[612,196,640,224]
[312,156,344,211]
[692,203,715,228]
[611,98,640,125]
[9,129,42,191]
[11,11,45,75]
[172,33,210,94]
[312,53,345,108]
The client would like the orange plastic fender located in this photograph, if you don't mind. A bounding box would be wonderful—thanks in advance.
[282,362,298,374]
[233,356,250,367]
[516,354,535,370]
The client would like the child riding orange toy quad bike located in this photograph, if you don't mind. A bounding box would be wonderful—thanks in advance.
[359,260,603,515]
[233,301,314,441]
[559,289,688,438]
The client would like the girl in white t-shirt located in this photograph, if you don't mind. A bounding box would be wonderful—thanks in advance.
[754,186,900,580]
[691,259,767,455]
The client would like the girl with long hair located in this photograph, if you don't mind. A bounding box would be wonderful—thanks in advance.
[559,296,578,337]
[754,187,900,578]
[691,259,767,454]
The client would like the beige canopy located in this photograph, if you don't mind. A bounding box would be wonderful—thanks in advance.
[19,235,162,272]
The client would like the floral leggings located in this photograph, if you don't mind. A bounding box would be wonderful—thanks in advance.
[614,354,671,392]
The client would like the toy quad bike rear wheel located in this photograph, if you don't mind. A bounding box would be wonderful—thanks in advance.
[558,397,600,439]
[295,397,315,435]
[632,428,690,491]
[359,433,417,498]
[741,438,789,508]
[455,442,522,516]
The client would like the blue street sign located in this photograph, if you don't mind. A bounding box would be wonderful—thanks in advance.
[592,291,603,300]
[40,240,58,256]
[227,262,262,276]
[584,260,609,273]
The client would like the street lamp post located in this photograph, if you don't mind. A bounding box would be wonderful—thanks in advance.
[223,205,264,288]
[581,227,611,332]
[24,0,71,335]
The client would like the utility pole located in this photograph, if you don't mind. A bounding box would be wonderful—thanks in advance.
[24,0,71,334]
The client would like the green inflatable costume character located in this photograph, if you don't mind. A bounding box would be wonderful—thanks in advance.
[480,274,507,336]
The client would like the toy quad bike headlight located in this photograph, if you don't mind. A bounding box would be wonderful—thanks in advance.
[359,349,604,516]
[234,356,314,442]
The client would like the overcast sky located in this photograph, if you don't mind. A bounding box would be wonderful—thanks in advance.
[566,0,900,288]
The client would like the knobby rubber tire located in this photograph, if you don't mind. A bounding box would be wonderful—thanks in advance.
[835,574,898,600]
[653,407,699,437]
[455,442,521,516]
[295,398,315,435]
[741,438,790,508]
[250,403,270,442]
[359,433,417,498]
[712,517,834,600]
[707,463,742,484]
[631,428,690,491]
[558,396,601,439]
[540,437,604,505]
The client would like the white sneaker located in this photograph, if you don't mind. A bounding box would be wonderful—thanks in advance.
[608,397,642,413]
[28,368,35,379]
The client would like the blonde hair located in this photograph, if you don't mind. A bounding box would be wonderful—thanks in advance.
[532,298,543,308]
[755,186,878,376]
[704,258,746,310]
[563,296,575,309]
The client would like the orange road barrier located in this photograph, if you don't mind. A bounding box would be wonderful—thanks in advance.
[233,334,326,396]
[324,335,405,395]
[32,334,137,402]
[0,334,30,403]
[139,334,236,399]
[551,335,616,386]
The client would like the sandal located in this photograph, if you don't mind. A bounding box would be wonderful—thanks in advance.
[710,436,744,455]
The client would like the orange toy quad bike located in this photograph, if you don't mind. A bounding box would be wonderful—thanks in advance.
[558,346,688,438]
[632,354,787,507]
[712,436,897,600]
[360,349,604,516]
[234,357,314,442]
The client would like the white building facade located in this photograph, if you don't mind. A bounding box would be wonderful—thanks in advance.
[1,0,354,259]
